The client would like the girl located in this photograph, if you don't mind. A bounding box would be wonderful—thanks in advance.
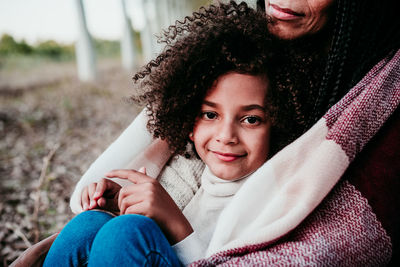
[44,2,287,266]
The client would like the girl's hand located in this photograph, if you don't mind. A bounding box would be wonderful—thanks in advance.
[81,178,121,213]
[106,168,193,244]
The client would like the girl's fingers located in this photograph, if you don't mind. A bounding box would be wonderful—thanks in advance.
[117,185,138,211]
[81,187,90,211]
[93,179,107,200]
[119,194,142,215]
[124,201,148,216]
[97,197,106,208]
[97,197,118,212]
[105,169,152,184]
[97,194,120,212]
[88,183,97,209]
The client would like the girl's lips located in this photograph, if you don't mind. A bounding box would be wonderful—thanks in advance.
[268,4,304,21]
[212,151,245,162]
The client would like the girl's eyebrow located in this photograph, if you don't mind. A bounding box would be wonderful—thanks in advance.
[203,100,217,107]
[202,100,266,111]
[242,104,266,112]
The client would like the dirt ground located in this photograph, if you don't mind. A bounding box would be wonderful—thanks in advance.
[0,58,141,266]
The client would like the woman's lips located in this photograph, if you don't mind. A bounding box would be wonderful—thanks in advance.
[212,151,245,162]
[268,4,304,21]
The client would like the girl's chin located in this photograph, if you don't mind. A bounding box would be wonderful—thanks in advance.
[209,168,247,181]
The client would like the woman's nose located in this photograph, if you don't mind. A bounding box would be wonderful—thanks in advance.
[216,120,238,145]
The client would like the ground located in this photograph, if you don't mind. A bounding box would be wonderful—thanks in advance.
[0,57,141,266]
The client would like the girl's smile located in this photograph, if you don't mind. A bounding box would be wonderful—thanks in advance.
[211,150,247,162]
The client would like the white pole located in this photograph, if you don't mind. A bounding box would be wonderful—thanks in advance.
[157,0,171,29]
[74,0,96,81]
[140,0,155,62]
[121,0,136,71]
[147,0,164,54]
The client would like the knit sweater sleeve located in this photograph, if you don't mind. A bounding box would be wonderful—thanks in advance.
[172,231,207,266]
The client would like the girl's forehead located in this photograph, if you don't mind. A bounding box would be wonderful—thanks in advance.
[210,72,269,91]
[204,72,268,106]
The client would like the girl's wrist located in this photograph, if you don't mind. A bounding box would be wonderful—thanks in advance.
[166,215,193,245]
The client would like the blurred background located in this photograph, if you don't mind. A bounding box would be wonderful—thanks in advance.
[0,0,257,265]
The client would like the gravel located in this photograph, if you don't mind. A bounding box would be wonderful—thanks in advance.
[0,59,141,265]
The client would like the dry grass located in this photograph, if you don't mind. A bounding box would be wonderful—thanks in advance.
[0,57,141,265]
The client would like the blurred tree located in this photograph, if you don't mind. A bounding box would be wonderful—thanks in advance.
[94,39,120,58]
[0,34,33,55]
[140,0,157,62]
[120,0,136,71]
[17,40,33,55]
[74,0,97,81]
[36,40,64,58]
[139,0,205,63]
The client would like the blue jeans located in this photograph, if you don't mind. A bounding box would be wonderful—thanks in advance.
[43,210,183,267]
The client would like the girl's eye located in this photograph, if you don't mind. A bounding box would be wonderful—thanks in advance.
[242,116,261,125]
[201,111,218,120]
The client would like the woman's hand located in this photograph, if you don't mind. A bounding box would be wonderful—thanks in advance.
[105,168,193,244]
[81,178,121,213]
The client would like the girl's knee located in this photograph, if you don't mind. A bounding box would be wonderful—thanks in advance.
[58,210,114,242]
[101,214,158,236]
[92,214,163,248]
[44,211,114,266]
[70,210,114,231]
[75,210,115,222]
[115,214,156,227]
[89,215,178,266]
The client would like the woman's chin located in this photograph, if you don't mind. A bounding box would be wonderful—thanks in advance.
[268,24,301,40]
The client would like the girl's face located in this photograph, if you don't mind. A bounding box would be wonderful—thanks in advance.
[264,0,335,39]
[190,72,271,180]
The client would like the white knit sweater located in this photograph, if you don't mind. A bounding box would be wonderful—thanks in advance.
[172,167,250,265]
[157,152,204,210]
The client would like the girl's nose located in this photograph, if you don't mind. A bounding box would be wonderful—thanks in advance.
[216,121,238,145]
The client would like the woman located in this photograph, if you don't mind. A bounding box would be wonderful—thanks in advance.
[13,0,399,266]
[261,0,400,264]
[262,0,400,263]
[258,0,400,265]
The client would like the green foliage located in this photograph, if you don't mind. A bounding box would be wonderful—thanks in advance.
[35,40,74,59]
[93,38,120,58]
[92,29,142,59]
[0,34,33,55]
[0,34,74,60]
[0,33,134,61]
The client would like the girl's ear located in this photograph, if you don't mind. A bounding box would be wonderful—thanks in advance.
[189,132,194,142]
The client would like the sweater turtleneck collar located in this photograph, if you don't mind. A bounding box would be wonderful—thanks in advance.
[201,167,250,197]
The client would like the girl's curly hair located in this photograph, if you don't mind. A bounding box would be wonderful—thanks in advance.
[131,1,284,156]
